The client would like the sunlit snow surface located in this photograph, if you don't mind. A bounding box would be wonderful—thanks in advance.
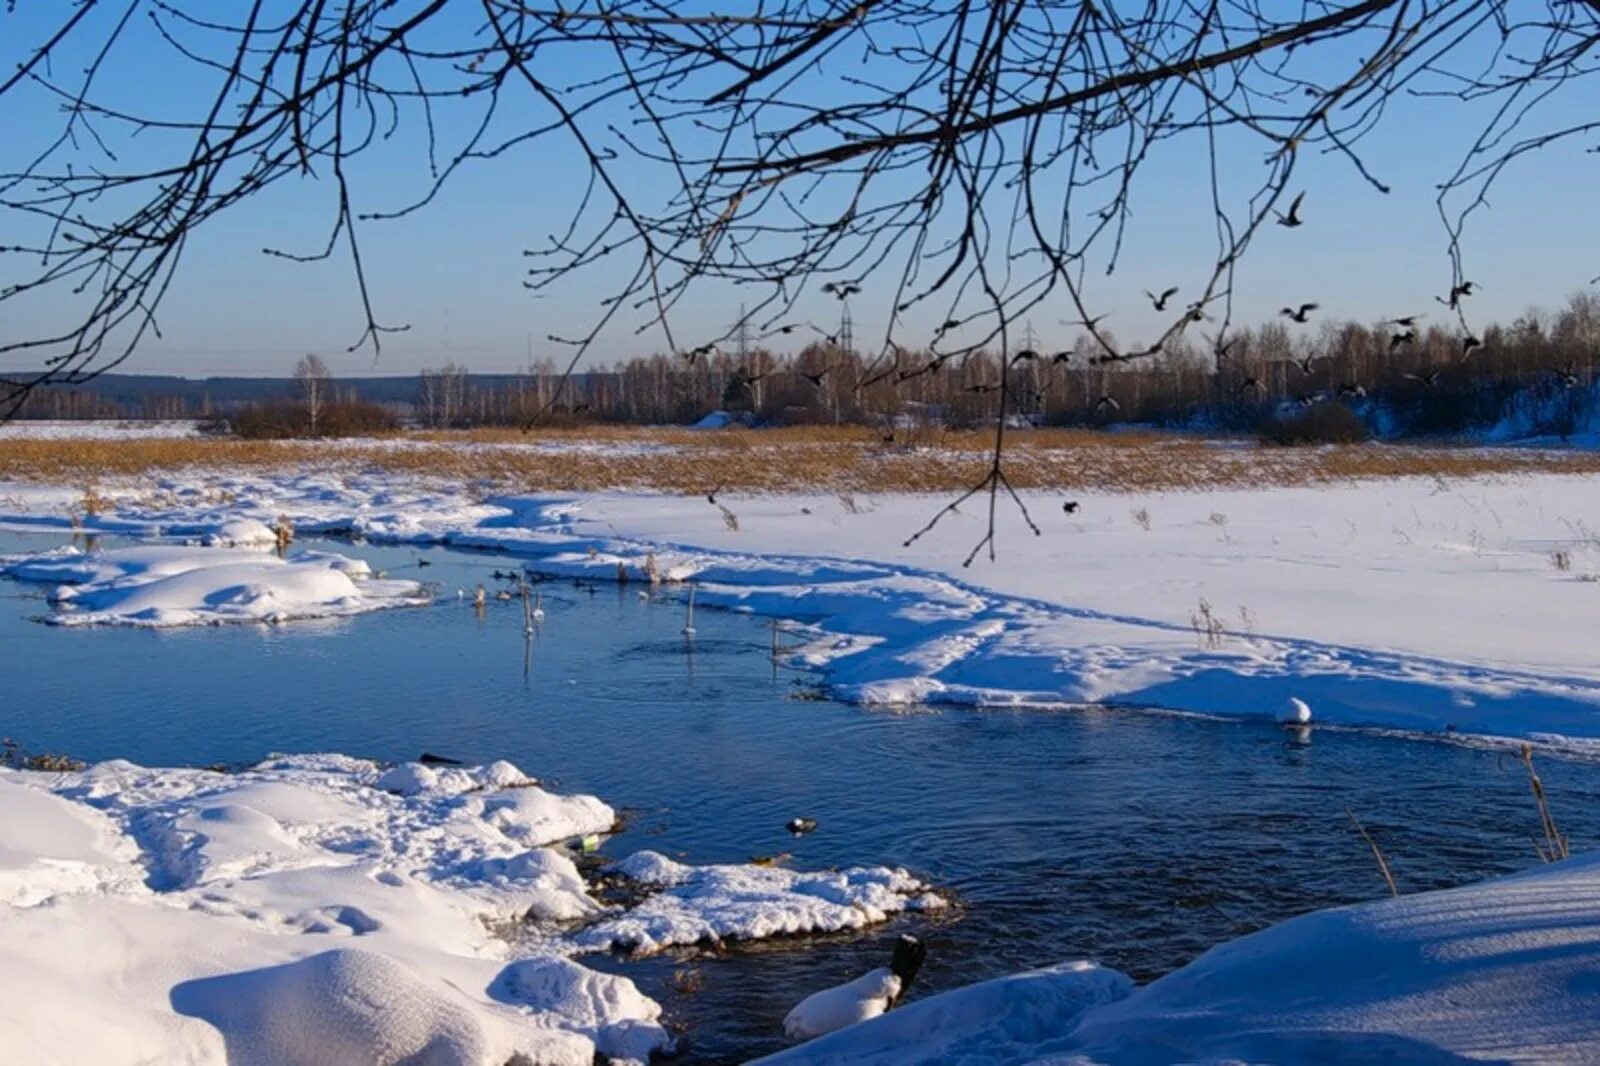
[0,756,933,1065]
[7,468,1600,739]
[0,543,430,627]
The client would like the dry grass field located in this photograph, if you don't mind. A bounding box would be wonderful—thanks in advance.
[4,425,1600,495]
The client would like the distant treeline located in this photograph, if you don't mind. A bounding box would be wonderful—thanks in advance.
[9,292,1600,442]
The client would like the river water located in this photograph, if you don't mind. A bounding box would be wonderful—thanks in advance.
[5,531,1599,1062]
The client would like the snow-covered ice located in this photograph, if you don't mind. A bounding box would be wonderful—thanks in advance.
[762,851,1600,1063]
[8,467,1600,739]
[0,543,429,627]
[0,755,933,1065]
[573,851,943,955]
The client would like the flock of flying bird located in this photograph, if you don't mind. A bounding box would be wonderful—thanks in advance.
[668,192,1585,419]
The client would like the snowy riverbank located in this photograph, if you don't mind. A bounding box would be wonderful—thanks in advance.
[5,468,1600,741]
[0,755,938,1064]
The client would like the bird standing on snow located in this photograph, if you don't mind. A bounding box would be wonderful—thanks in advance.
[783,935,928,1041]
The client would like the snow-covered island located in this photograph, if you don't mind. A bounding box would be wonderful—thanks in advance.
[6,456,1600,1061]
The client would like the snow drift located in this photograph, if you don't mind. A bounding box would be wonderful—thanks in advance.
[0,543,429,626]
[0,755,933,1065]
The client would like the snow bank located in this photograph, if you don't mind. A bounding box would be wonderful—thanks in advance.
[574,851,943,955]
[0,755,933,1064]
[762,851,1600,1063]
[756,960,1132,1064]
[0,544,427,626]
[9,465,1600,740]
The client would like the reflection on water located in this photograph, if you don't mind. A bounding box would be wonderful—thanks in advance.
[7,531,1600,1062]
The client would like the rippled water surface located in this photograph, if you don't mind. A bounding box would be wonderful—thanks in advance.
[7,531,1600,1062]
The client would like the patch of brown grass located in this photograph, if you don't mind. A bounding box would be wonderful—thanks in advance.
[4,428,1600,496]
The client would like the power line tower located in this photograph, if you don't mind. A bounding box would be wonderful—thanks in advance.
[1018,320,1039,355]
[837,301,854,360]
[732,303,752,366]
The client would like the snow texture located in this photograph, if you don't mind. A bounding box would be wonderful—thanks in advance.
[0,755,930,1065]
[763,853,1600,1063]
[0,543,428,627]
[574,851,942,955]
[9,467,1600,740]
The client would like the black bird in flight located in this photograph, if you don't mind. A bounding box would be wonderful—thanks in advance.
[1280,303,1318,323]
[1145,286,1179,312]
[1389,331,1416,352]
[1461,334,1483,359]
[1389,315,1420,328]
[1093,395,1121,416]
[1237,377,1265,397]
[1011,349,1040,363]
[965,382,1002,395]
[1292,355,1320,376]
[1439,282,1477,309]
[821,282,862,300]
[800,366,831,387]
[1404,370,1442,387]
[1050,351,1074,364]
[1275,191,1306,228]
[1062,313,1111,330]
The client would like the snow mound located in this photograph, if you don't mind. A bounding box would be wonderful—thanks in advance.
[0,544,428,627]
[765,852,1600,1063]
[575,850,943,955]
[171,949,516,1066]
[757,960,1132,1064]
[489,955,669,1062]
[0,754,938,1064]
[203,518,278,547]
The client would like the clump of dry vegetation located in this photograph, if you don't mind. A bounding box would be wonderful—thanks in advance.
[1191,599,1227,649]
[6,427,1600,497]
[1,737,86,773]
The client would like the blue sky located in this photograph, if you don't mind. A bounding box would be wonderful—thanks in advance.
[2,3,1596,377]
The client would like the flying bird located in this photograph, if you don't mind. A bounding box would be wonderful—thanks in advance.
[821,281,862,300]
[1093,395,1121,416]
[800,366,831,387]
[1145,286,1179,312]
[1062,313,1111,330]
[1439,282,1477,309]
[1237,377,1265,397]
[1389,315,1420,328]
[1337,382,1367,399]
[1292,355,1320,376]
[1461,334,1483,358]
[1280,303,1319,323]
[1011,348,1040,363]
[1389,331,1416,352]
[1404,370,1442,387]
[1275,191,1306,228]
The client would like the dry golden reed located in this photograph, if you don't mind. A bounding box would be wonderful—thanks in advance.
[5,428,1600,496]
